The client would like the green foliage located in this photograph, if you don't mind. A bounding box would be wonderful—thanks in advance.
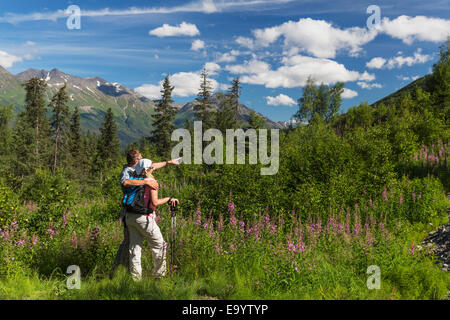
[93,108,121,177]
[150,75,177,157]
[295,76,344,124]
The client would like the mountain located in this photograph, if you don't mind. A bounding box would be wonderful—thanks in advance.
[0,67,282,147]
[174,93,283,129]
[371,75,429,107]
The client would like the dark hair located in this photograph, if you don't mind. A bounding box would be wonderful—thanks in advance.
[126,149,141,166]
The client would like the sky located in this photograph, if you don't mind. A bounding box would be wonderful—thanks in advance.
[0,0,449,122]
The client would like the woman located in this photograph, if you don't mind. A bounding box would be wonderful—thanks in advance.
[126,158,179,281]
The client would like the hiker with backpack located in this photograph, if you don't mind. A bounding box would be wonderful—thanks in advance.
[125,158,180,281]
[110,150,180,278]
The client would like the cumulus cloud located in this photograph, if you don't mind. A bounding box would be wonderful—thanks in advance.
[216,52,236,63]
[226,55,375,88]
[357,82,383,89]
[366,57,386,69]
[0,50,23,68]
[385,49,432,69]
[135,70,219,99]
[367,49,432,70]
[341,88,358,99]
[191,39,205,51]
[235,36,255,50]
[204,62,221,76]
[237,18,377,58]
[379,15,450,45]
[135,84,162,99]
[265,94,296,106]
[149,21,200,37]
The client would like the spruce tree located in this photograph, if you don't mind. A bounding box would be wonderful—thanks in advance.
[49,84,70,172]
[16,77,51,172]
[228,77,242,128]
[194,68,214,129]
[0,105,13,155]
[69,106,82,167]
[94,108,121,176]
[149,75,177,156]
[214,92,235,133]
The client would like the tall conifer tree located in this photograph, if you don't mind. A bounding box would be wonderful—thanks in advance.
[149,75,177,156]
[50,84,70,172]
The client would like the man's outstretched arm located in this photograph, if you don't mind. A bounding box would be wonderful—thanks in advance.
[152,158,182,170]
[123,179,158,190]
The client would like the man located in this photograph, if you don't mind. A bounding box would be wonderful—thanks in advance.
[110,149,179,278]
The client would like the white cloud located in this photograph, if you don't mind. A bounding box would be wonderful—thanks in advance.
[191,39,205,51]
[366,57,386,69]
[225,58,270,74]
[341,88,358,99]
[135,84,162,99]
[135,69,219,99]
[235,36,255,50]
[204,62,221,76]
[385,49,432,69]
[226,55,375,89]
[243,18,377,58]
[0,50,23,68]
[219,83,231,91]
[265,94,296,106]
[366,49,432,70]
[357,82,383,89]
[216,52,236,63]
[149,21,200,37]
[379,15,450,45]
[396,75,420,82]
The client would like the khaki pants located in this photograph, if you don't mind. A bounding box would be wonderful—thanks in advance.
[110,208,130,278]
[126,212,166,281]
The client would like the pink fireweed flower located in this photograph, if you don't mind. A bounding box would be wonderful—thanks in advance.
[412,192,416,201]
[15,240,26,247]
[32,234,38,246]
[215,243,222,255]
[382,188,389,202]
[238,221,245,232]
[217,214,224,231]
[227,202,235,212]
[194,207,202,226]
[353,223,361,236]
[269,224,277,235]
[47,228,55,235]
[399,196,403,204]
[408,244,417,256]
[203,223,209,230]
[287,241,295,252]
[230,215,237,227]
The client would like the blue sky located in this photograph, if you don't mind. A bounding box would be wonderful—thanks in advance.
[0,0,449,122]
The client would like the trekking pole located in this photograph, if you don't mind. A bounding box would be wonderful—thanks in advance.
[169,202,178,268]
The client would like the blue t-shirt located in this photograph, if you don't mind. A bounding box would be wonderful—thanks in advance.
[120,164,135,194]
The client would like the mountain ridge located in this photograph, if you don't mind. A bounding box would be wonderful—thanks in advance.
[0,66,283,146]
